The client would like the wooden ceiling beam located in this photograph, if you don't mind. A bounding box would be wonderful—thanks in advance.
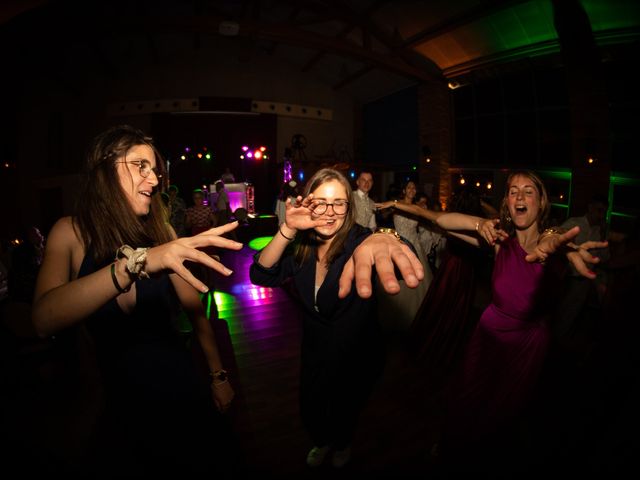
[116,15,443,82]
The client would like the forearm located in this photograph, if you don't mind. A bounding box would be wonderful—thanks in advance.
[256,224,297,268]
[398,203,442,222]
[32,259,132,337]
[191,314,226,372]
[173,275,226,371]
[436,212,483,232]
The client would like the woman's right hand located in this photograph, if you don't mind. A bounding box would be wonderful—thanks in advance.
[145,221,243,292]
[374,201,395,210]
[284,194,327,231]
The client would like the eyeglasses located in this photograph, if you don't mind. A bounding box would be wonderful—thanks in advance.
[310,200,349,215]
[117,160,163,179]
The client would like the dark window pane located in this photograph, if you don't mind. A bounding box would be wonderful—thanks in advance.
[453,85,474,118]
[477,115,504,165]
[539,110,570,167]
[503,71,534,112]
[534,67,569,109]
[475,79,503,115]
[506,112,536,166]
[453,118,475,165]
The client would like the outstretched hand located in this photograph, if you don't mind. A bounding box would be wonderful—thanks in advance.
[477,218,509,246]
[145,221,243,292]
[338,233,424,299]
[525,225,608,279]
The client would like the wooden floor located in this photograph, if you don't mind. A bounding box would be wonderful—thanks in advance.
[2,228,636,477]
[213,245,443,478]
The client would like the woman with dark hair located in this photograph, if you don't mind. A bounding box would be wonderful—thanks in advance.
[31,125,243,476]
[430,170,608,472]
[250,168,424,469]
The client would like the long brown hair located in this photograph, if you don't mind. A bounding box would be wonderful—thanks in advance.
[294,168,356,267]
[74,125,172,263]
[498,170,550,236]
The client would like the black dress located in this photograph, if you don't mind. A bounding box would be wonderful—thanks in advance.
[249,225,385,450]
[79,251,238,476]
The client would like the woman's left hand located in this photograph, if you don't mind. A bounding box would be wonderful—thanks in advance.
[338,232,424,299]
[525,226,608,278]
[211,380,235,413]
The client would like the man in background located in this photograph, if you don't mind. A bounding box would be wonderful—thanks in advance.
[352,171,376,231]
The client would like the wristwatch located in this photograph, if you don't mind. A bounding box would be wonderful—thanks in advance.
[210,369,228,383]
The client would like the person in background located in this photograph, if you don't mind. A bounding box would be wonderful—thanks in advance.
[8,226,45,304]
[2,226,47,338]
[214,181,239,241]
[185,188,217,236]
[376,180,431,331]
[275,180,299,227]
[250,167,424,470]
[221,167,236,184]
[214,181,231,225]
[415,193,446,274]
[30,124,243,476]
[352,170,376,231]
[553,194,610,359]
[167,184,187,237]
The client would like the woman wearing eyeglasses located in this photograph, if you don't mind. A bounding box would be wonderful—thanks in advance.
[31,125,244,476]
[250,167,424,469]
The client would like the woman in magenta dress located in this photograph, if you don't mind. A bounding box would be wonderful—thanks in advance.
[431,170,608,472]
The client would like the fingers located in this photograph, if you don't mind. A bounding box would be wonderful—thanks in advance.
[561,226,581,243]
[191,227,243,251]
[171,260,212,292]
[338,258,355,298]
[162,245,236,292]
[353,254,376,298]
[390,244,424,286]
[580,240,608,250]
[567,251,597,279]
[367,252,398,296]
[480,218,502,245]
[340,238,424,299]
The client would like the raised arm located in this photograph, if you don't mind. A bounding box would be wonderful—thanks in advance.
[436,212,507,247]
[255,195,325,268]
[375,200,443,223]
[32,219,242,337]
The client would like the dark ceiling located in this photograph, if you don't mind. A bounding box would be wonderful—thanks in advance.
[2,0,639,103]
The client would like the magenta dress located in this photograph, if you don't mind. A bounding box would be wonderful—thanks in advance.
[442,235,565,452]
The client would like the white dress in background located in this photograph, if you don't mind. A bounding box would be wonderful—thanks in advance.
[376,212,432,331]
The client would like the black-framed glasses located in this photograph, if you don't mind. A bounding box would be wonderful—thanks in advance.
[310,200,349,215]
[117,160,163,179]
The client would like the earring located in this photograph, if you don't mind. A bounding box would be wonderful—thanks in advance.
[506,216,512,223]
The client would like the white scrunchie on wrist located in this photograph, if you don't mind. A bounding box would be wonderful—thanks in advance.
[116,245,150,279]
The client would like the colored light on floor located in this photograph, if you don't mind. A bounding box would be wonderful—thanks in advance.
[248,236,274,250]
